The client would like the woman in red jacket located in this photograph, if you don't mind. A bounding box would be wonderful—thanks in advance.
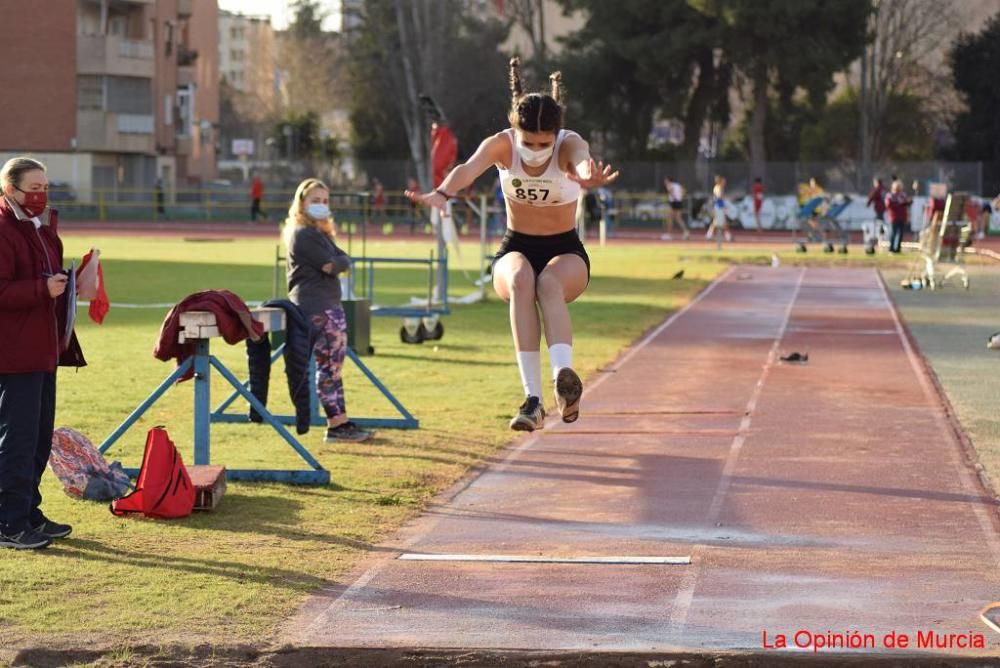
[0,157,84,549]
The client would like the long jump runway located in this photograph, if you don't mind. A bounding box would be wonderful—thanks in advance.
[287,266,1000,657]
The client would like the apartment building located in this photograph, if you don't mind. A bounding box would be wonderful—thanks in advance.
[217,10,277,174]
[0,0,218,201]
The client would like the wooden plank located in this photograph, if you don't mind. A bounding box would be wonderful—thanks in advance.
[188,465,226,511]
[252,307,286,333]
[176,308,286,342]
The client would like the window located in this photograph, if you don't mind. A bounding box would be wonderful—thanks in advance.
[176,86,193,136]
[164,22,174,56]
[108,15,126,37]
[164,93,173,126]
[77,76,104,110]
[106,76,152,115]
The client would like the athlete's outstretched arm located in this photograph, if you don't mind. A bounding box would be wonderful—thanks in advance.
[562,134,619,189]
[406,133,507,210]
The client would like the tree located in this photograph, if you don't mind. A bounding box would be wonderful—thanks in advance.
[347,0,510,188]
[800,88,932,162]
[278,0,346,115]
[505,0,548,72]
[950,12,1000,191]
[858,0,960,181]
[555,0,731,161]
[691,0,870,180]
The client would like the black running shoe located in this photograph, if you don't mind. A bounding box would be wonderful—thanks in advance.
[509,396,545,431]
[325,421,374,443]
[554,367,583,423]
[32,518,72,539]
[0,529,52,550]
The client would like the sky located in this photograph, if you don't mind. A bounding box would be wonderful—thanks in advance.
[217,0,342,31]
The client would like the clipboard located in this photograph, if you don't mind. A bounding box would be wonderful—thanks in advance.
[62,261,76,351]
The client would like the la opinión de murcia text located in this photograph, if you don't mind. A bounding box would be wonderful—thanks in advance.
[762,629,986,652]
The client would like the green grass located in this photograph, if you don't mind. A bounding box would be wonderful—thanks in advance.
[883,264,1000,490]
[0,234,917,655]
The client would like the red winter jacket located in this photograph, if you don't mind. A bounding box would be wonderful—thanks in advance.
[0,197,85,373]
[154,290,264,381]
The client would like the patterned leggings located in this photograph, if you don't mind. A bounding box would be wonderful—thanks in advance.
[311,306,348,420]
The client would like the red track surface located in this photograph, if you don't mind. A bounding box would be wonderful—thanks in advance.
[284,266,1000,658]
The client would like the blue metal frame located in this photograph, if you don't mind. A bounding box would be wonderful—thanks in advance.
[349,254,451,319]
[211,343,419,430]
[99,339,331,485]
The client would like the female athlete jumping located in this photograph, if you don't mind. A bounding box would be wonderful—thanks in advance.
[407,58,619,431]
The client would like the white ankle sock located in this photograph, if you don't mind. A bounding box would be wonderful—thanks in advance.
[516,351,542,398]
[548,343,573,379]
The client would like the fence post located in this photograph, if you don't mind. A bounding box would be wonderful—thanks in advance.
[204,189,212,221]
[98,190,106,221]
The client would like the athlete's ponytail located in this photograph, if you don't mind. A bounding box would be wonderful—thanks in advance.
[507,60,563,134]
[549,71,562,104]
[509,57,523,105]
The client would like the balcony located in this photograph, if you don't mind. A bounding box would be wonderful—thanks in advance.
[77,34,154,78]
[77,110,154,153]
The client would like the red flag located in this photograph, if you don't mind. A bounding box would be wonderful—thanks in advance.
[77,248,109,324]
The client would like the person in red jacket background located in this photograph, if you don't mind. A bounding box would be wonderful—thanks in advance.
[884,179,912,253]
[0,156,85,549]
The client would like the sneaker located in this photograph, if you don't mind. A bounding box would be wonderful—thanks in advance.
[682,230,690,240]
[325,421,374,443]
[554,367,583,423]
[724,231,733,242]
[32,518,72,539]
[0,529,52,550]
[660,233,672,241]
[509,396,545,432]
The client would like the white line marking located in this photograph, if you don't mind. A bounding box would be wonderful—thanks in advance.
[398,554,691,565]
[669,267,806,635]
[297,266,737,640]
[788,327,896,335]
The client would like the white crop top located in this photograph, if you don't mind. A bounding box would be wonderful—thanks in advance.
[497,129,581,208]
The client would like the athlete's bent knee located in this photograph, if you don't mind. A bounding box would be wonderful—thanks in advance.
[535,271,565,301]
[506,265,536,296]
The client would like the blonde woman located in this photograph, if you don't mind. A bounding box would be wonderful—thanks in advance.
[704,175,732,242]
[283,178,372,442]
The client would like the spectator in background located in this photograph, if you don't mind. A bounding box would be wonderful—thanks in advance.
[371,178,386,224]
[0,156,86,549]
[866,177,886,237]
[751,176,765,233]
[250,174,265,222]
[885,179,912,253]
[155,178,166,216]
[926,187,947,233]
[705,175,731,242]
[283,178,372,443]
[661,176,689,240]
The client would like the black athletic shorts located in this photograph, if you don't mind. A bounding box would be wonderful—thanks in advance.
[669,201,684,211]
[493,228,591,279]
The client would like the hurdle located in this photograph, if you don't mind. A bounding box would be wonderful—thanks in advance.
[99,307,335,484]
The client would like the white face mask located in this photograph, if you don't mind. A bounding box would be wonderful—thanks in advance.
[305,203,331,220]
[517,141,554,167]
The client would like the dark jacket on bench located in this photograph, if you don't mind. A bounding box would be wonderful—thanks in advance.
[245,299,317,434]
